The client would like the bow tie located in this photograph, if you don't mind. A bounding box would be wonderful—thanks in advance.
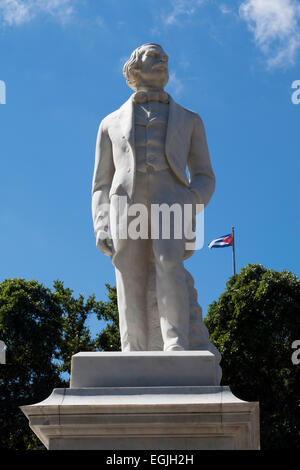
[133,91,169,105]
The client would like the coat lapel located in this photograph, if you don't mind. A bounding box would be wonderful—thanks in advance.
[165,96,189,186]
[119,94,181,156]
[118,94,186,185]
[120,95,181,148]
[166,96,183,152]
[119,96,135,156]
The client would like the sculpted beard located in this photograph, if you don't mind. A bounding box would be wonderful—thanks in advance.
[131,64,168,91]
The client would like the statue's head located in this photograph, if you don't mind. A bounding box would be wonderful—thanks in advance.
[123,43,169,91]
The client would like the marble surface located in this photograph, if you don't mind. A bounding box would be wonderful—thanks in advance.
[21,350,260,450]
[92,43,217,353]
[70,351,221,388]
[21,384,260,450]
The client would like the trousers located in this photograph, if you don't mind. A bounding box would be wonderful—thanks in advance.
[111,167,194,351]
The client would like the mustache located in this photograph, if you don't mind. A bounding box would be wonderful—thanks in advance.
[152,63,168,71]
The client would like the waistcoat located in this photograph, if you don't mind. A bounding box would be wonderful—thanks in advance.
[134,101,169,172]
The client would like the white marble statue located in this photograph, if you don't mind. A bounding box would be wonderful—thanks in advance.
[92,43,220,358]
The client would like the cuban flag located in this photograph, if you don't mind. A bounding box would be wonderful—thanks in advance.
[208,233,233,249]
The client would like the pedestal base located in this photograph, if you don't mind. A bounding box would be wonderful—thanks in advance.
[21,352,260,450]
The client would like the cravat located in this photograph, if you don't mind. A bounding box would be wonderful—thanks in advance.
[133,90,169,104]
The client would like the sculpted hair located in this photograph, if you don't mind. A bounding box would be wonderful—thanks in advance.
[123,43,167,91]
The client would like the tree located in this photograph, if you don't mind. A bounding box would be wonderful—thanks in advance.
[3,269,299,450]
[205,264,300,449]
[0,278,102,450]
[53,280,99,373]
[94,284,121,351]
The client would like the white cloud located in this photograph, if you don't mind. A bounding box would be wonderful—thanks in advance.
[0,0,75,26]
[239,0,300,68]
[219,4,232,15]
[164,0,205,26]
[167,71,184,97]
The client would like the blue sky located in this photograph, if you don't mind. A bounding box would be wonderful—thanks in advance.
[0,0,299,336]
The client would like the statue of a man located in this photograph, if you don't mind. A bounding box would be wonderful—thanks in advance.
[92,43,216,353]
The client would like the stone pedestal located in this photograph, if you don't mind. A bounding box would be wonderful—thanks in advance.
[21,352,260,450]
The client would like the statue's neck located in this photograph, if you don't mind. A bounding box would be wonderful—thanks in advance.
[136,85,165,93]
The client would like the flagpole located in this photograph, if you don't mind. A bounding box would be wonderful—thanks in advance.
[232,226,236,275]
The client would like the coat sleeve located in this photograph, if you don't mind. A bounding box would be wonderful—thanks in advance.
[187,114,215,210]
[91,120,115,238]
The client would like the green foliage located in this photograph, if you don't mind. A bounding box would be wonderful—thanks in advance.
[0,278,105,450]
[2,269,299,450]
[53,280,100,373]
[205,264,300,449]
[94,284,121,351]
[0,278,63,450]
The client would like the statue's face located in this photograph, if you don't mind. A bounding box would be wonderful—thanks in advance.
[136,44,169,89]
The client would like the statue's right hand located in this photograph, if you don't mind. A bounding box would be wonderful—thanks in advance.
[96,229,113,256]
